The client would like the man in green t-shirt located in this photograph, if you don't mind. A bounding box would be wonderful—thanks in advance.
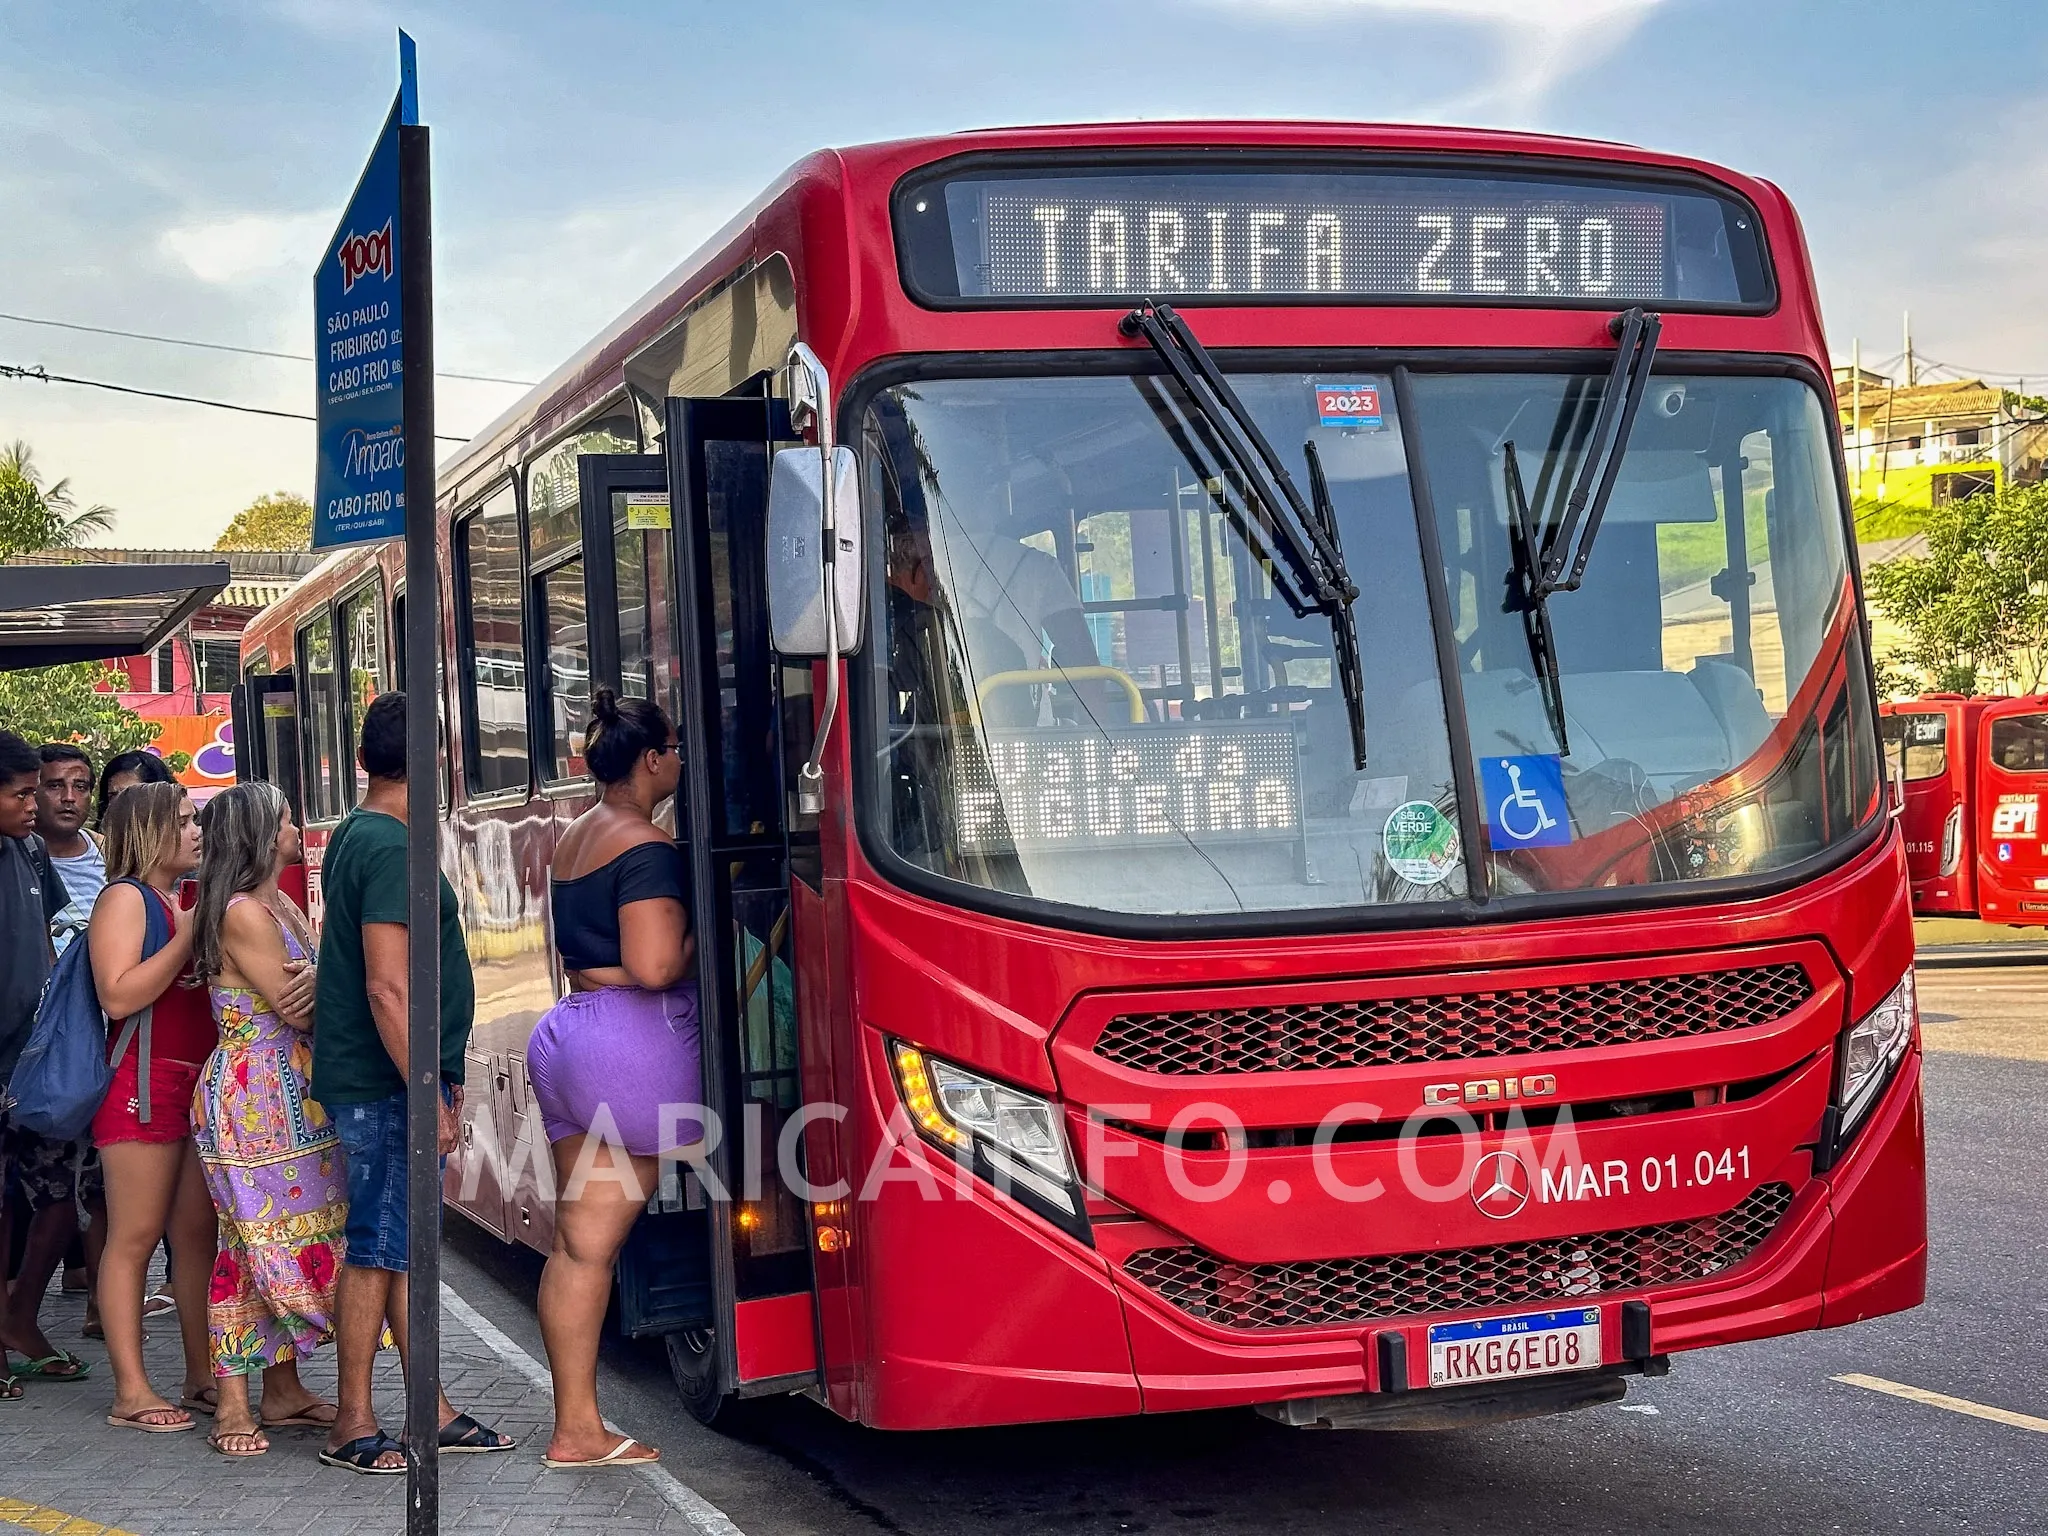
[313,693,511,1472]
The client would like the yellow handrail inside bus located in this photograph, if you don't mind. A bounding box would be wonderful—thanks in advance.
[976,667,1146,725]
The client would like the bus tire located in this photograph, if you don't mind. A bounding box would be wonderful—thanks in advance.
[666,1325,740,1427]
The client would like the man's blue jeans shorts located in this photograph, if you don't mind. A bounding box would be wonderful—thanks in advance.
[333,1088,449,1273]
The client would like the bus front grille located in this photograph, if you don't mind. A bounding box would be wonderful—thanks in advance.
[1121,1182,1796,1331]
[1092,964,1813,1076]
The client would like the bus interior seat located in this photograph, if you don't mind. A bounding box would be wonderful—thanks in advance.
[1685,658,1773,765]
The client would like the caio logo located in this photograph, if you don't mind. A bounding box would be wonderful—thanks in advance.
[337,218,393,295]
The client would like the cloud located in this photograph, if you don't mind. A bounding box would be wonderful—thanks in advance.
[158,211,335,284]
[1199,0,1668,116]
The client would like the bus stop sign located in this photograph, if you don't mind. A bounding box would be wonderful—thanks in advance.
[313,32,418,550]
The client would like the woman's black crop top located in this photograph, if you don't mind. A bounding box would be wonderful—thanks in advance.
[550,841,689,972]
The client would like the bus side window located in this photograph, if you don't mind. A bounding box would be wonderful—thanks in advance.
[458,484,531,797]
[296,611,342,823]
[535,553,591,781]
[389,589,454,809]
[337,582,386,804]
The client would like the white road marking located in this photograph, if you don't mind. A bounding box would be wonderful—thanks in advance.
[440,1282,748,1536]
[1617,1404,1660,1415]
[1834,1373,2048,1435]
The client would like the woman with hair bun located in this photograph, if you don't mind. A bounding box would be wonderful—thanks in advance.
[527,687,696,1469]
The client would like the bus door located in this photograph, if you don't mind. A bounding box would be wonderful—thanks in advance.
[579,398,817,1422]
[230,673,309,906]
[1975,700,2048,924]
[1880,700,1968,913]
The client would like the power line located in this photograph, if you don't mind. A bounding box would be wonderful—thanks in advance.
[1,361,473,443]
[0,310,535,387]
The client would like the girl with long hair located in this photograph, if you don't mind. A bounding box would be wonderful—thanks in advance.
[188,781,344,1457]
[88,781,216,1433]
[528,688,697,1469]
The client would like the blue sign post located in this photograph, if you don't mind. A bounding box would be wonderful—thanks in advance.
[313,35,418,549]
[315,33,443,1535]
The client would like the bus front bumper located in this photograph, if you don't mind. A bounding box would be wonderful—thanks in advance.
[851,1046,1926,1429]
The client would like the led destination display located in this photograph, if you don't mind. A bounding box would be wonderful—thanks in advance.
[954,723,1303,853]
[897,165,1771,308]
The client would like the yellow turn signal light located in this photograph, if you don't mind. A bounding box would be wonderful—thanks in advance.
[892,1044,966,1147]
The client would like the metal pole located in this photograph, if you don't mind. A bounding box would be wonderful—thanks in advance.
[398,118,441,1536]
[1851,338,1862,497]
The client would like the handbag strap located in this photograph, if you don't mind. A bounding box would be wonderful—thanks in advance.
[106,878,173,1124]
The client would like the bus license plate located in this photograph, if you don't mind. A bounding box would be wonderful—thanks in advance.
[1427,1307,1601,1387]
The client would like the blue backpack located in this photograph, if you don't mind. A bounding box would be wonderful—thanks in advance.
[3,878,171,1141]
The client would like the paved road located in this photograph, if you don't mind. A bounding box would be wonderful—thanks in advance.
[445,966,2048,1536]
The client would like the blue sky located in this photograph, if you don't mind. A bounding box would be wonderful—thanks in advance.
[3,0,2044,546]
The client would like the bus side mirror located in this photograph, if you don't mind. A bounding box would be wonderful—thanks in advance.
[765,444,863,657]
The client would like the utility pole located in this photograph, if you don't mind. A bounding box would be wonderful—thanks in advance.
[1904,310,1915,388]
[1851,337,1863,496]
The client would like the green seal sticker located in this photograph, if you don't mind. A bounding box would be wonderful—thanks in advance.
[1383,800,1460,886]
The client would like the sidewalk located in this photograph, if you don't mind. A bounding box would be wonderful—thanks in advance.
[0,1259,734,1535]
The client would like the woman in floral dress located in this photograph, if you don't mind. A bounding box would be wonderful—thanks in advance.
[188,782,346,1457]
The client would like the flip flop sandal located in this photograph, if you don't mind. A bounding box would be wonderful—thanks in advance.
[0,1373,22,1402]
[319,1432,407,1475]
[208,1428,269,1458]
[18,1351,91,1382]
[438,1412,517,1454]
[180,1387,219,1416]
[107,1408,195,1434]
[542,1435,660,1470]
[262,1401,339,1430]
[142,1294,177,1318]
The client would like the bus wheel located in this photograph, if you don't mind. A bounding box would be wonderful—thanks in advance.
[666,1326,739,1427]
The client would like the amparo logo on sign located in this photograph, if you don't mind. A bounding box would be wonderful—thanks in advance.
[342,425,404,478]
[337,218,394,294]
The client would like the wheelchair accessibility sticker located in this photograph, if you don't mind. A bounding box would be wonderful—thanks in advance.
[1481,755,1572,848]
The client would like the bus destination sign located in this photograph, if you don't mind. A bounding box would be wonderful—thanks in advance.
[955,723,1303,853]
[897,166,1771,309]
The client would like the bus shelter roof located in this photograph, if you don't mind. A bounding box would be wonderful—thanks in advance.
[0,561,230,670]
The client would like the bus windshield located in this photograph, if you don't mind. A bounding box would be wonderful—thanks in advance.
[861,366,1879,921]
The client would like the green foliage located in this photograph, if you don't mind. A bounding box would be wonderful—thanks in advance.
[0,441,115,558]
[1852,497,1928,544]
[161,749,192,773]
[0,663,158,759]
[214,490,312,551]
[1865,481,2048,696]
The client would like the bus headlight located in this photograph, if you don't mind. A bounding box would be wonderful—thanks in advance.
[1831,974,1917,1157]
[890,1043,1085,1231]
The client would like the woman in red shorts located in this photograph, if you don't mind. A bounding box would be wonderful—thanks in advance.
[88,782,216,1433]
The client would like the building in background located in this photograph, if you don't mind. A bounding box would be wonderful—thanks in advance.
[0,547,321,793]
[1835,371,2048,507]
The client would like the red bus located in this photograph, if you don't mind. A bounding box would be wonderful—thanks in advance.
[1883,692,2048,924]
[237,121,1924,1433]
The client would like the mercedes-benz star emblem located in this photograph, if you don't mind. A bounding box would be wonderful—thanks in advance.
[1470,1151,1532,1219]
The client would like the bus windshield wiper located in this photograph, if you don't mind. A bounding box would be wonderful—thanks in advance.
[1529,306,1663,602]
[1502,441,1573,756]
[1499,306,1663,758]
[1121,301,1369,769]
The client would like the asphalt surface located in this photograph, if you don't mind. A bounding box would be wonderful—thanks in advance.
[443,965,2048,1536]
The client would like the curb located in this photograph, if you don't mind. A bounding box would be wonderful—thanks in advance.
[1913,946,2048,969]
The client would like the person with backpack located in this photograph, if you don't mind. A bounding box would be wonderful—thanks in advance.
[87,781,217,1433]
[0,730,67,1402]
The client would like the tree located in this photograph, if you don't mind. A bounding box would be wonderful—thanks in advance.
[214,490,313,551]
[0,663,159,759]
[0,441,115,558]
[1866,481,2048,695]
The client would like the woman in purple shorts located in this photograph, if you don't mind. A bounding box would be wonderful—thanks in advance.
[529,687,698,1470]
